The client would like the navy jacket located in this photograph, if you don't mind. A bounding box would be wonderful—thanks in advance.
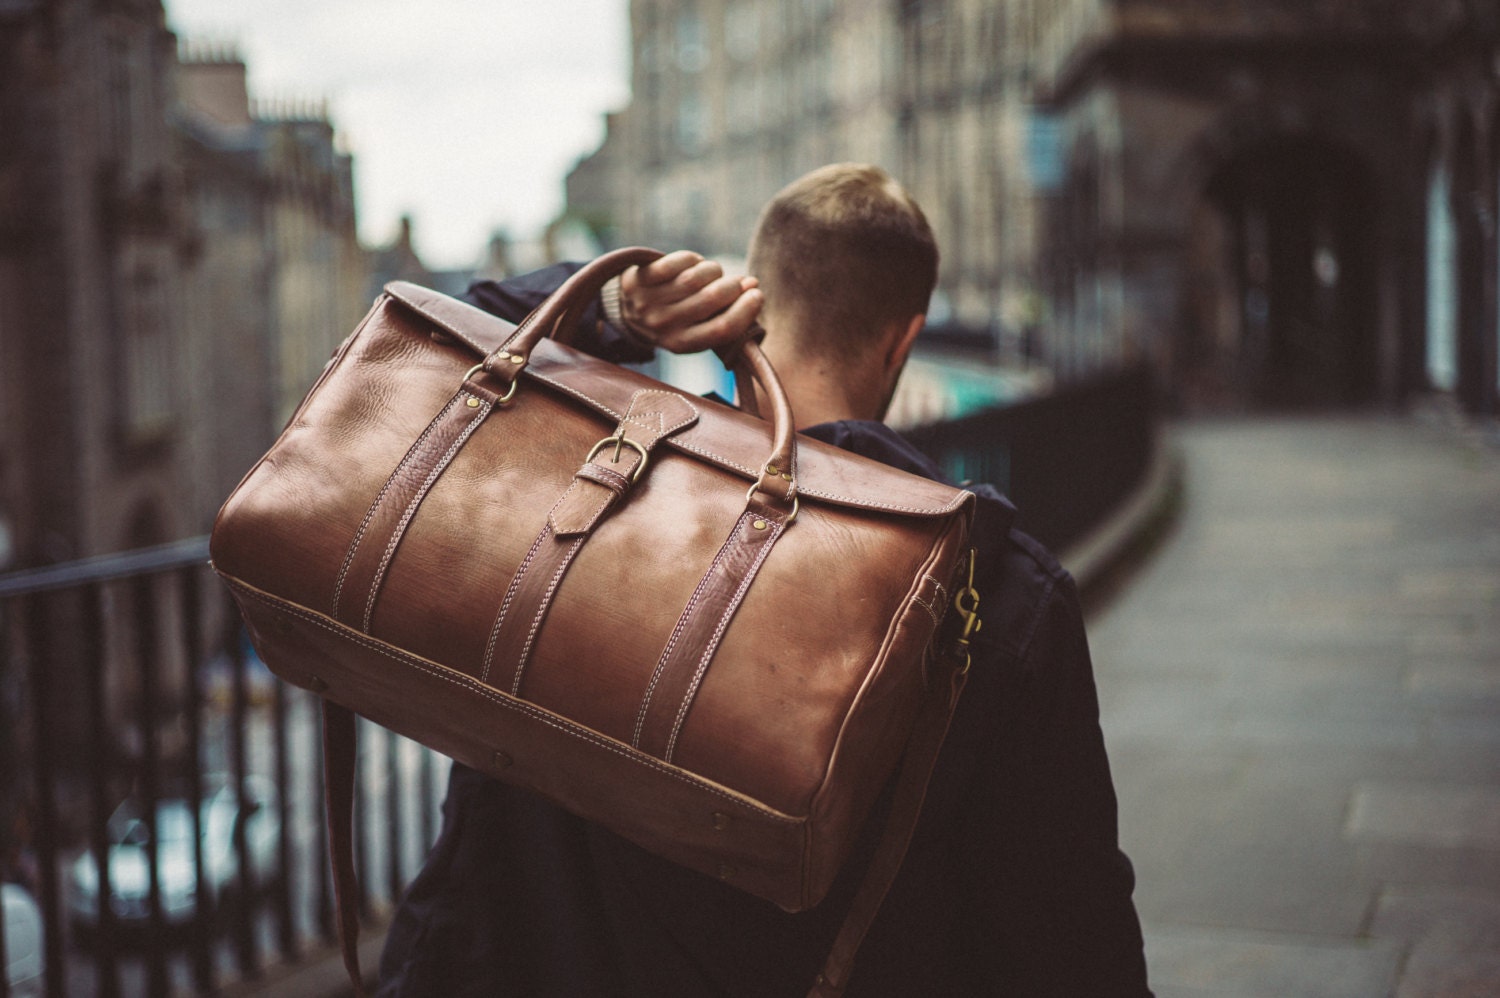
[377,266,1152,997]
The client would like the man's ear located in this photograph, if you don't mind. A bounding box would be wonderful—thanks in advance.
[885,313,925,374]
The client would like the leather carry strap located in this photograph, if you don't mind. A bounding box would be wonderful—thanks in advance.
[332,379,506,632]
[322,699,366,997]
[633,505,791,760]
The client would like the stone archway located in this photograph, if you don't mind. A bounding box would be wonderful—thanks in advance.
[1180,135,1379,409]
[1452,113,1490,413]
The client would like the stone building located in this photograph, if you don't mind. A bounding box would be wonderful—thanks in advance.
[576,0,1500,414]
[1021,0,1500,410]
[0,0,188,569]
[175,49,368,533]
[575,0,1067,357]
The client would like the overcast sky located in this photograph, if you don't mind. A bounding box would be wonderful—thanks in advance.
[163,0,632,269]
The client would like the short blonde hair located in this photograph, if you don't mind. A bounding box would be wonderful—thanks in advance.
[747,164,938,359]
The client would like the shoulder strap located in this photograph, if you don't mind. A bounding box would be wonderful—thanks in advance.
[806,663,968,997]
[323,700,366,997]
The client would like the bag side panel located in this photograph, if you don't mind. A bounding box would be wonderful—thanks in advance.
[212,301,477,615]
[800,509,971,906]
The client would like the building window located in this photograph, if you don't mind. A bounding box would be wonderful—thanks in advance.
[124,266,174,439]
[1425,161,1458,392]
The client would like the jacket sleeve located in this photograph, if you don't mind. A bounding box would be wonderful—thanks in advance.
[960,541,1153,996]
[461,262,656,365]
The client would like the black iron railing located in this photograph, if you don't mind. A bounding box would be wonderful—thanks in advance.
[0,541,443,997]
[905,365,1158,554]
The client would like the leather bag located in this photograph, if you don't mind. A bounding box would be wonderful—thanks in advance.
[210,248,979,996]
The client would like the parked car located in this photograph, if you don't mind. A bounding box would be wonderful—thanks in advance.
[3,882,44,997]
[67,776,279,937]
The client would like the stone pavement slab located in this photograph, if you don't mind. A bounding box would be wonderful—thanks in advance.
[1084,416,1500,997]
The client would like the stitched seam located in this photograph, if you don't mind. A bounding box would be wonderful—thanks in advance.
[481,525,551,684]
[513,536,587,695]
[911,593,941,629]
[579,463,631,493]
[362,399,489,632]
[528,370,967,514]
[527,369,623,420]
[664,517,782,761]
[334,393,463,616]
[552,476,618,533]
[913,574,948,629]
[226,581,799,819]
[631,513,749,748]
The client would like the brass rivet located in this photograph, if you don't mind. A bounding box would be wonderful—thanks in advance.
[752,519,767,531]
[765,464,778,475]
[711,812,731,831]
[495,350,510,361]
[781,473,793,481]
[508,353,525,364]
[307,675,328,694]
[466,397,480,408]
[717,863,736,880]
[492,750,513,769]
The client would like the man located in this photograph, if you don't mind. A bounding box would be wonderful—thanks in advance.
[377,164,1151,996]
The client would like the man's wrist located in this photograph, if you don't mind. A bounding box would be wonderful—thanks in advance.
[599,274,653,348]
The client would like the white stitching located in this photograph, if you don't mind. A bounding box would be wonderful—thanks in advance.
[362,397,490,632]
[513,536,586,695]
[334,392,464,616]
[482,524,550,684]
[525,369,969,516]
[665,516,782,761]
[632,512,749,748]
[910,593,941,629]
[226,579,798,821]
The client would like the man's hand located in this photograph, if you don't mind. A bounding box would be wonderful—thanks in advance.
[619,251,763,354]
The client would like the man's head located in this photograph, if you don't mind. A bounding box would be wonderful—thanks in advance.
[746,163,938,365]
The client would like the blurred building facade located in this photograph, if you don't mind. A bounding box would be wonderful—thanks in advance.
[575,0,1500,415]
[0,0,188,571]
[176,49,367,531]
[0,2,370,573]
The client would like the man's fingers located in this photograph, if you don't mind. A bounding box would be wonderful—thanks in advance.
[660,288,764,354]
[633,250,704,288]
[638,272,744,332]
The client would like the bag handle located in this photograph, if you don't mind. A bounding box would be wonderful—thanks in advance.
[477,247,799,511]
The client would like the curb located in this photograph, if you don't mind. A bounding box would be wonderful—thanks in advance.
[1060,428,1184,604]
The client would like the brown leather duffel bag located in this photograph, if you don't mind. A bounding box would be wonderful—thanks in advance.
[210,248,978,996]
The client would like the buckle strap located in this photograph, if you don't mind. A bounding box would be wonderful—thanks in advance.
[484,390,699,694]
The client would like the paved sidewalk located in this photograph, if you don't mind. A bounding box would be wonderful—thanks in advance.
[1088,416,1500,997]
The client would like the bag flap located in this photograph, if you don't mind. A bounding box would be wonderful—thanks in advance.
[385,281,972,519]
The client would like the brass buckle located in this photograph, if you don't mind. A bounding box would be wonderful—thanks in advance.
[586,433,649,482]
[463,363,519,404]
[951,548,981,674]
[744,480,798,525]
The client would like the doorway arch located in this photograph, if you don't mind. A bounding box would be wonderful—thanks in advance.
[1181,135,1379,408]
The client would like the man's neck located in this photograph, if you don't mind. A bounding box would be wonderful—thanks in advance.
[756,338,885,428]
